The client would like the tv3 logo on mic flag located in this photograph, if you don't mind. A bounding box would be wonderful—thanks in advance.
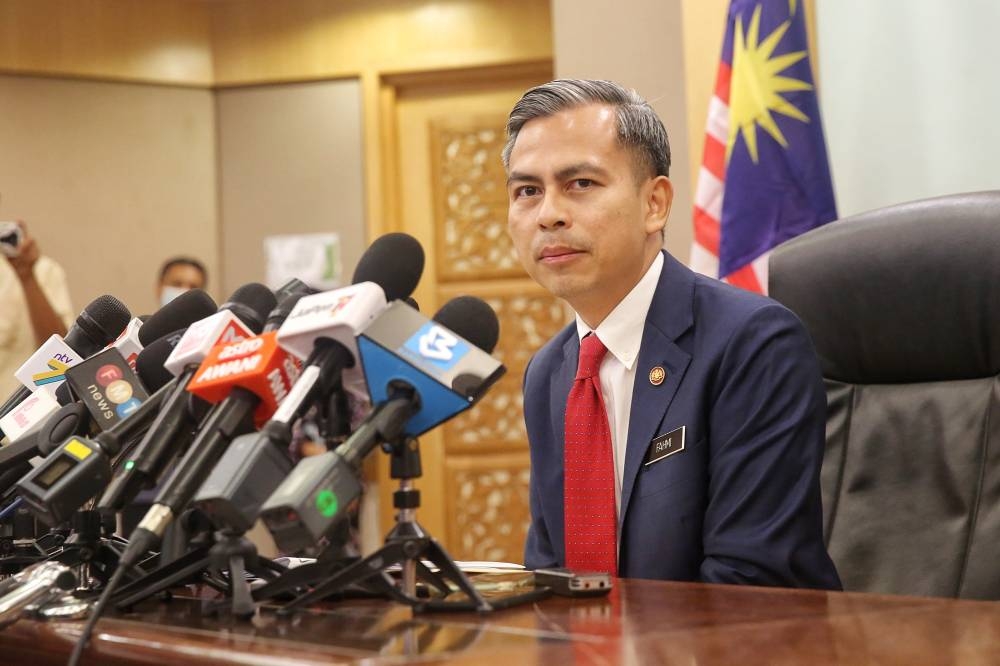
[403,323,469,370]
[689,0,837,294]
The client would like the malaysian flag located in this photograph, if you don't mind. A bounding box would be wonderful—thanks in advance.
[690,0,837,293]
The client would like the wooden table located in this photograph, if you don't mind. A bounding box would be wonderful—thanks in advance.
[1,578,999,664]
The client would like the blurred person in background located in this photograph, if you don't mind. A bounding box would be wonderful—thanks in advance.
[156,256,207,307]
[0,219,73,395]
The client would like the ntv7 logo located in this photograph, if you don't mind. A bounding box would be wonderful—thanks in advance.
[31,354,74,387]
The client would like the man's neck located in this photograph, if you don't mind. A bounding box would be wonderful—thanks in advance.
[574,247,663,329]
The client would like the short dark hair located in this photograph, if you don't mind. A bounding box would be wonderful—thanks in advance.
[159,256,207,286]
[502,79,671,181]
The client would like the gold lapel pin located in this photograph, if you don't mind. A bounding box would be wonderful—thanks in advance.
[649,366,666,386]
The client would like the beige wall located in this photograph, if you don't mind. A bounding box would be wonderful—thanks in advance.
[216,80,366,297]
[0,74,217,316]
[551,0,694,263]
[0,0,555,310]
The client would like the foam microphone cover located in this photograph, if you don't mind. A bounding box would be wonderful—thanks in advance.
[265,293,306,332]
[138,289,217,346]
[220,283,277,334]
[433,295,500,354]
[68,295,132,356]
[135,328,188,391]
[351,232,425,302]
[273,277,319,303]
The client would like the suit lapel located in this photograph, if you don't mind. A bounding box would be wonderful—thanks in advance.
[619,252,695,527]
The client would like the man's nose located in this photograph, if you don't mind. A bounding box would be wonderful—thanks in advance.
[536,192,570,230]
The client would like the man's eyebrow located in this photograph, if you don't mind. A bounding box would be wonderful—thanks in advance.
[506,171,540,186]
[507,163,611,186]
[555,162,610,181]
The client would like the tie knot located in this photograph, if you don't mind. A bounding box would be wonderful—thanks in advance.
[576,334,608,379]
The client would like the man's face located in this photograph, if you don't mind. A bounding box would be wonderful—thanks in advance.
[505,104,670,325]
[161,264,205,291]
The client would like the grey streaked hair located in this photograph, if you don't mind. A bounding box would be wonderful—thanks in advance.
[501,79,671,180]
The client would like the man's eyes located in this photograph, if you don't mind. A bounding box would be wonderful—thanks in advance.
[512,179,595,198]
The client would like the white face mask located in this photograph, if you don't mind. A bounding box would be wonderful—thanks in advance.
[159,285,189,307]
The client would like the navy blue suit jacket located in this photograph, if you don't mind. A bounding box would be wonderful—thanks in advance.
[523,251,841,589]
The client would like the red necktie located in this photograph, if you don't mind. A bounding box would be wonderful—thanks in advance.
[564,333,617,575]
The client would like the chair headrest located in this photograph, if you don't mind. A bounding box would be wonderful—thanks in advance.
[770,191,1000,383]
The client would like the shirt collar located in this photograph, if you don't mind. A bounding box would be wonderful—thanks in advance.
[575,251,664,371]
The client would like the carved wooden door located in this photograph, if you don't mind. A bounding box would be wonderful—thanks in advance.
[374,65,571,563]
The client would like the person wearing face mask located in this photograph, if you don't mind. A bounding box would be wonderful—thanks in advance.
[156,256,207,307]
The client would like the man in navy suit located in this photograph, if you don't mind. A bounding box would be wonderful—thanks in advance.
[503,79,840,589]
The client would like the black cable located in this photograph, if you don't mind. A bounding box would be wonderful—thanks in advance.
[67,563,128,666]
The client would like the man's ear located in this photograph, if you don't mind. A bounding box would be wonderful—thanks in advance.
[645,175,673,235]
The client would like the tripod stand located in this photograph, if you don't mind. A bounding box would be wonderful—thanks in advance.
[255,434,546,613]
[112,509,286,617]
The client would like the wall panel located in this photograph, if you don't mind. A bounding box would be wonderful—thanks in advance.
[0,74,217,314]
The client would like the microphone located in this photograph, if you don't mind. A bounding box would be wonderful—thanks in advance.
[110,289,218,374]
[351,232,425,301]
[95,284,274,514]
[137,289,217,347]
[192,233,425,533]
[13,340,179,526]
[63,349,150,429]
[10,286,267,523]
[0,295,131,423]
[259,296,502,553]
[133,328,188,393]
[118,307,298,568]
[0,289,218,475]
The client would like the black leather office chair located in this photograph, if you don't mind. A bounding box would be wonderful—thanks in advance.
[769,191,1000,599]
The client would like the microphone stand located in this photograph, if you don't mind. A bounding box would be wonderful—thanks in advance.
[111,505,286,617]
[113,345,353,616]
[254,432,545,614]
[0,496,59,576]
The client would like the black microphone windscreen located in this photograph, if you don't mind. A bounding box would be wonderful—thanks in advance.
[220,283,277,334]
[433,296,500,354]
[265,293,306,332]
[352,232,425,302]
[138,289,217,346]
[72,295,131,349]
[135,328,187,391]
[273,278,319,303]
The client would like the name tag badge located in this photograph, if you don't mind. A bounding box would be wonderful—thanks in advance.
[644,426,686,466]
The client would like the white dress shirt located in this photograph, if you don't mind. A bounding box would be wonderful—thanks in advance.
[574,251,664,518]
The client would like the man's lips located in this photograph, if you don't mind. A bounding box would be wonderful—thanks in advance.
[537,246,585,261]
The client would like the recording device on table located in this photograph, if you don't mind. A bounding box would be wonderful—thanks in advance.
[0,221,23,258]
[533,568,613,597]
